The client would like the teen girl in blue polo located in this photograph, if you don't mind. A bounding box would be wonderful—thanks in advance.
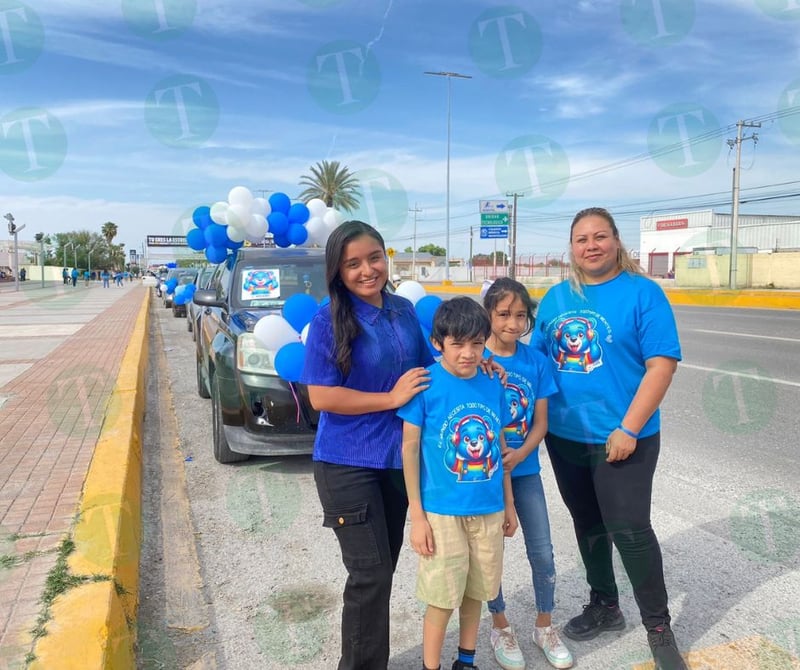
[301,221,434,670]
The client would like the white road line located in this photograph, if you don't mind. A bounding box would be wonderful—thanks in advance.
[680,363,800,388]
[692,329,800,343]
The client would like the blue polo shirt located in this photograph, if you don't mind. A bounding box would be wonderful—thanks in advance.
[300,291,434,469]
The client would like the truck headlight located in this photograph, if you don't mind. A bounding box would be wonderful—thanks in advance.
[237,333,277,375]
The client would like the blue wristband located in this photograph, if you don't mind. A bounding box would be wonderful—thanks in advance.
[618,425,639,439]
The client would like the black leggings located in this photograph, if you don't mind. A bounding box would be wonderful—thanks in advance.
[545,432,670,630]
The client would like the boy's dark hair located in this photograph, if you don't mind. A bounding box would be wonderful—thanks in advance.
[430,297,491,346]
[482,277,537,336]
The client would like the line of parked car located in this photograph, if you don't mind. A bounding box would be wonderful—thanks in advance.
[160,248,328,464]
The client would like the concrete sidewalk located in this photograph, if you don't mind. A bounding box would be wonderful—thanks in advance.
[0,280,149,670]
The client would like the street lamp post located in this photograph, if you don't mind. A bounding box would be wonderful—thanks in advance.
[424,70,472,282]
[4,213,26,292]
[64,241,74,271]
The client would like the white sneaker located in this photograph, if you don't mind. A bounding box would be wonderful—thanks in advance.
[533,625,574,669]
[489,626,526,670]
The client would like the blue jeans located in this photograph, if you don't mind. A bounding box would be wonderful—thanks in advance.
[314,461,408,670]
[488,473,556,616]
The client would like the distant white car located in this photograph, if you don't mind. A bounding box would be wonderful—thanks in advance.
[142,275,158,287]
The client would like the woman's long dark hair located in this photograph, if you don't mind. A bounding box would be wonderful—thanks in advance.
[325,220,386,377]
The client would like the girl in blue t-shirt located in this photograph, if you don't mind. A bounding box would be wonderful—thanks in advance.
[483,278,574,670]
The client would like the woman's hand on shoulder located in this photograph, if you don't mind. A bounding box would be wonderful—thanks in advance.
[388,367,431,408]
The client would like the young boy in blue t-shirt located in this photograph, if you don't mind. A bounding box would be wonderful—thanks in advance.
[399,297,518,670]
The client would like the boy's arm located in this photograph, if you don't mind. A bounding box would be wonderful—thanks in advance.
[502,397,549,472]
[401,421,434,555]
[499,433,518,537]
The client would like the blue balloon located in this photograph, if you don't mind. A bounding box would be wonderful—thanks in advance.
[415,295,443,331]
[420,324,440,359]
[192,205,211,229]
[319,296,330,308]
[204,223,228,248]
[267,211,289,237]
[174,292,187,305]
[274,342,307,382]
[283,294,318,332]
[268,192,291,215]
[273,233,291,248]
[186,227,207,251]
[287,223,308,246]
[288,203,310,225]
[166,277,178,295]
[205,245,228,264]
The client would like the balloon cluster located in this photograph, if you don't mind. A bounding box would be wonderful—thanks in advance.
[394,281,443,359]
[186,186,347,264]
[252,293,329,382]
[173,282,196,306]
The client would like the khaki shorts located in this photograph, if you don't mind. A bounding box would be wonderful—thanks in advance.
[416,510,505,609]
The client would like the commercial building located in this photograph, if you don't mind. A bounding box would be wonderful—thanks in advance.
[639,210,800,287]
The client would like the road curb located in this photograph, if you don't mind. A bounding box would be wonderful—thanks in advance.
[29,289,151,669]
[427,282,800,309]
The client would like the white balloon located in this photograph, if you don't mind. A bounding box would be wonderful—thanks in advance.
[395,280,427,305]
[300,323,310,345]
[226,204,250,230]
[323,207,345,228]
[253,314,301,350]
[306,198,328,218]
[210,201,228,224]
[305,216,326,244]
[246,213,268,240]
[251,197,271,217]
[226,224,246,243]
[228,186,253,209]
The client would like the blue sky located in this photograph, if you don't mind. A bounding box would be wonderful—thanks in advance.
[1,0,799,262]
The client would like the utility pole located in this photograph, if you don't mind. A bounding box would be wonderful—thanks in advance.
[727,120,760,289]
[409,204,422,280]
[506,192,524,280]
[469,227,474,283]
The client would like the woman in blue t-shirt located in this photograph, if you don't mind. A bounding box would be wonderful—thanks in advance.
[301,221,434,669]
[532,207,687,670]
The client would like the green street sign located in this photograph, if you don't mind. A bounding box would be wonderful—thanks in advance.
[480,212,509,225]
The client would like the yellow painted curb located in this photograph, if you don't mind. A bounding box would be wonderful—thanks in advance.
[29,581,134,670]
[30,289,150,669]
[631,634,799,669]
[421,283,800,309]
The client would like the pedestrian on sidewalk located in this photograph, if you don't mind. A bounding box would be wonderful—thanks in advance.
[300,221,434,670]
[70,268,78,287]
[101,269,110,288]
[483,278,573,670]
[62,267,68,284]
[83,270,90,286]
[532,207,686,670]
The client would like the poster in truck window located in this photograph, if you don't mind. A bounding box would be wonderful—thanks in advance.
[241,269,280,300]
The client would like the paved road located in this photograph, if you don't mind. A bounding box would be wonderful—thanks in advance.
[138,299,800,669]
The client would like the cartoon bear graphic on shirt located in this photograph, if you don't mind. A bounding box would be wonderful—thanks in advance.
[444,415,501,482]
[551,316,603,372]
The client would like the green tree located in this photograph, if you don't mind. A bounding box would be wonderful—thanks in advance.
[101,221,118,245]
[418,243,446,256]
[298,160,360,212]
[404,246,413,253]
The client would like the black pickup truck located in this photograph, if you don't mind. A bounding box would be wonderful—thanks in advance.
[193,247,327,463]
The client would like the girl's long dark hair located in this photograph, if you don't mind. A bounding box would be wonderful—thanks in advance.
[324,220,386,377]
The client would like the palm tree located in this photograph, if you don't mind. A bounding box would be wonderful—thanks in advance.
[101,221,118,245]
[298,160,360,212]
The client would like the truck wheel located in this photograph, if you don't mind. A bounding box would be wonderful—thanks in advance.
[211,373,248,464]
